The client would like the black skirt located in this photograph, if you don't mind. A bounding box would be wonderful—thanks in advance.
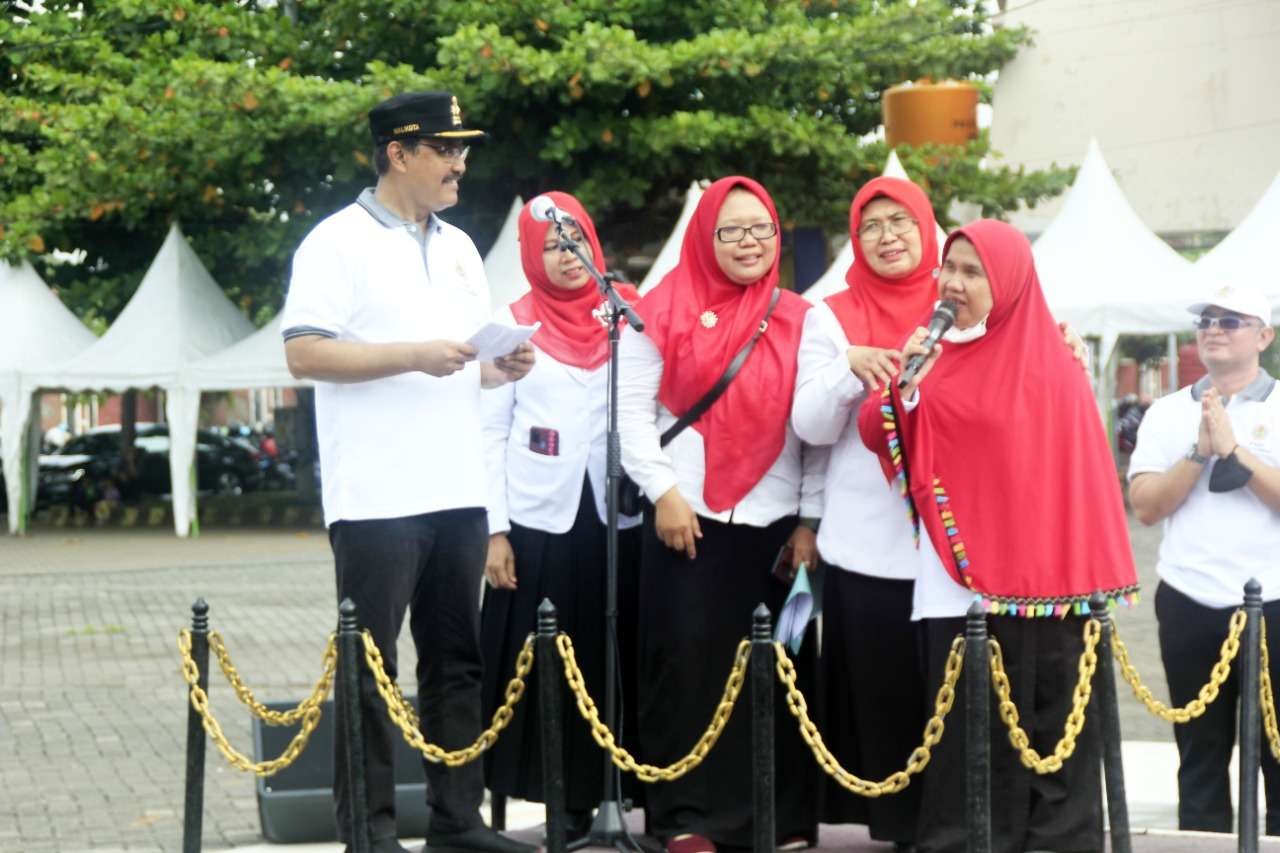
[636,511,818,847]
[818,567,923,843]
[480,477,643,812]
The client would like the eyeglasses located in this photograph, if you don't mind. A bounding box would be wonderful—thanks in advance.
[859,214,918,242]
[1195,315,1257,331]
[419,141,470,161]
[715,222,778,243]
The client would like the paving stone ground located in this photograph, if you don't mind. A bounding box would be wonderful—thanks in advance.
[0,517,1238,852]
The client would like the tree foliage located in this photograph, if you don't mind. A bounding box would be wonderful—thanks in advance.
[1,0,1075,326]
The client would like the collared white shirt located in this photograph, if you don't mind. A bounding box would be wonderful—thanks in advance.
[618,325,826,526]
[1129,372,1280,608]
[483,306,641,536]
[281,190,491,526]
[792,303,920,578]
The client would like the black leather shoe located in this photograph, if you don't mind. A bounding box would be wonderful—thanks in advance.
[424,825,538,853]
[344,839,413,853]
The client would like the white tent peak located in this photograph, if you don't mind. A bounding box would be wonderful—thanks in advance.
[483,196,527,311]
[32,222,254,390]
[639,181,706,295]
[1191,171,1280,311]
[882,149,910,181]
[0,260,96,371]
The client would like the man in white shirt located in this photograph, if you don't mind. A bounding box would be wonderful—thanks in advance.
[1129,283,1280,834]
[282,91,534,853]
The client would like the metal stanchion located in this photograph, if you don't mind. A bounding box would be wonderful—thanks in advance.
[1239,579,1263,853]
[751,604,775,853]
[491,793,507,831]
[538,599,568,853]
[338,598,371,853]
[182,598,209,853]
[965,600,991,853]
[1090,592,1132,853]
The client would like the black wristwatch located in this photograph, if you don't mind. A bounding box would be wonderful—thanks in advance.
[1185,444,1210,465]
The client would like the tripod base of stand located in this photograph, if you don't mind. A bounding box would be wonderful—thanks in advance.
[566,800,661,853]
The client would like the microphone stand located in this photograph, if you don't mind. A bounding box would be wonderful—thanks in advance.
[548,216,650,853]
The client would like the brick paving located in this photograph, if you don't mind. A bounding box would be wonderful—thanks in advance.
[0,517,1259,852]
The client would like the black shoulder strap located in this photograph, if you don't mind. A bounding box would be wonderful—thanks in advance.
[659,288,781,447]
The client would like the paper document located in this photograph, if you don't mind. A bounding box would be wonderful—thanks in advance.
[774,563,822,654]
[467,321,540,361]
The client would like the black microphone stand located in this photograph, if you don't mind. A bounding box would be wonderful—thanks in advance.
[547,215,650,853]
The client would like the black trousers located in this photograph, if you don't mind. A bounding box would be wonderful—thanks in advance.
[330,509,488,846]
[916,615,1103,853]
[1155,581,1280,834]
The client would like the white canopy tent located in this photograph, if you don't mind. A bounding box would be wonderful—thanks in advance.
[639,181,706,295]
[1190,172,1280,313]
[0,261,97,533]
[1033,139,1198,367]
[804,150,947,304]
[483,197,526,309]
[25,223,254,535]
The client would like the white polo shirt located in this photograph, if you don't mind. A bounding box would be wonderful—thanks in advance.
[281,189,491,526]
[1128,372,1280,608]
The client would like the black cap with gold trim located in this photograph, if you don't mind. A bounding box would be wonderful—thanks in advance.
[368,90,486,143]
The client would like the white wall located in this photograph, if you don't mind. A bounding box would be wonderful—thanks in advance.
[990,0,1280,235]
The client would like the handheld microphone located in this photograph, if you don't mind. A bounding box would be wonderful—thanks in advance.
[897,300,958,390]
[529,195,574,225]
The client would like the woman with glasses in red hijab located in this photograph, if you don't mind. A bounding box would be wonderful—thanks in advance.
[619,177,824,853]
[859,220,1137,853]
[479,192,643,840]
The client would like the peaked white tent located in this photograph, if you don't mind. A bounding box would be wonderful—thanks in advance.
[26,223,254,535]
[1033,139,1197,366]
[483,197,526,309]
[0,261,97,533]
[1190,172,1280,312]
[804,150,948,304]
[639,181,706,294]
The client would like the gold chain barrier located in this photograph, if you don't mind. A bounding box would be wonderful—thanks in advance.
[1260,616,1280,761]
[178,629,336,776]
[989,619,1099,775]
[362,630,534,766]
[556,633,749,782]
[1113,609,1244,724]
[776,637,964,797]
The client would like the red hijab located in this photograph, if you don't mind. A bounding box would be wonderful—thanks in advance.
[637,177,810,512]
[863,220,1137,614]
[510,191,638,370]
[826,177,941,349]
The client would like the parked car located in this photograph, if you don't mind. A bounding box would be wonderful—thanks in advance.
[38,423,264,508]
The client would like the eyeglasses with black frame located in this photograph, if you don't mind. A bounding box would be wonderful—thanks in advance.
[859,214,918,242]
[1194,315,1258,332]
[715,222,778,243]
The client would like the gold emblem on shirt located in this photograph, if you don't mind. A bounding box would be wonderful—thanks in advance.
[1254,423,1269,442]
[699,310,718,329]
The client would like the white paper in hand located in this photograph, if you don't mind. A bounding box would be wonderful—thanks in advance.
[774,565,814,654]
[467,321,540,361]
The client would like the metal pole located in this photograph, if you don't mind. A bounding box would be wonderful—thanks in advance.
[751,604,775,853]
[538,599,568,853]
[1090,592,1132,853]
[338,598,370,853]
[181,598,209,853]
[965,600,991,853]
[1239,579,1263,853]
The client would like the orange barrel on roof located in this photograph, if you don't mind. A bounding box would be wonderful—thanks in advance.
[883,80,979,148]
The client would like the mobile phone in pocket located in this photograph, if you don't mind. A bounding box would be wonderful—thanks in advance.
[529,426,560,456]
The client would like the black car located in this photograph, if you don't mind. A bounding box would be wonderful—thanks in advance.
[38,423,264,508]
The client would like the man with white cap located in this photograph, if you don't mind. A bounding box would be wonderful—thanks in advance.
[1130,282,1280,834]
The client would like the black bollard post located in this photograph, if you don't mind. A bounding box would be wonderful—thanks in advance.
[182,598,210,853]
[751,604,776,853]
[538,599,568,853]
[338,598,371,853]
[965,600,991,853]
[491,793,507,831]
[1090,592,1132,853]
[1240,579,1263,853]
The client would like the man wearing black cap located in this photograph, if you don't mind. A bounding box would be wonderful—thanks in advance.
[281,91,536,853]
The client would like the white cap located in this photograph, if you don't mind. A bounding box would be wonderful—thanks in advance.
[1187,283,1272,325]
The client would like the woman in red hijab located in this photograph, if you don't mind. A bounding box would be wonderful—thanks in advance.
[618,177,822,853]
[479,192,643,839]
[791,176,940,848]
[858,219,1138,853]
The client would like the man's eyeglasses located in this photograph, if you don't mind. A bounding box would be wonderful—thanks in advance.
[715,222,778,243]
[419,141,470,161]
[1195,315,1257,331]
[859,214,918,242]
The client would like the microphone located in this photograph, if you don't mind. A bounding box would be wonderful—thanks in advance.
[529,195,573,224]
[897,300,958,390]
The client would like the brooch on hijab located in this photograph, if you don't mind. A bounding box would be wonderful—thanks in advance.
[699,310,718,329]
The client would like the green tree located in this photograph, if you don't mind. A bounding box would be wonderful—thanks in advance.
[1,0,1074,326]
